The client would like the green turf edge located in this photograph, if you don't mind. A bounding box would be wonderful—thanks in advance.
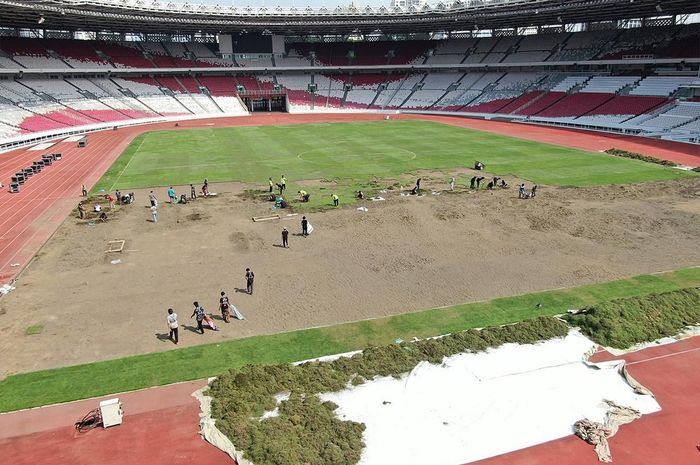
[564,287,700,348]
[0,266,698,413]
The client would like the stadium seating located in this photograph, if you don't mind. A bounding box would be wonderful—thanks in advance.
[580,76,639,93]
[535,92,614,118]
[48,39,112,68]
[512,92,566,116]
[96,42,153,68]
[236,76,261,92]
[0,25,695,72]
[629,76,695,96]
[623,102,700,130]
[0,25,698,142]
[236,55,274,67]
[196,76,238,96]
[548,30,619,61]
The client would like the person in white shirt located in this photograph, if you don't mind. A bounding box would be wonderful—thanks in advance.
[167,308,178,344]
[151,205,158,223]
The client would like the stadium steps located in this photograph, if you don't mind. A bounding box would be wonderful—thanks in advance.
[367,81,384,107]
[204,91,224,113]
[617,79,642,96]
[63,77,109,121]
[156,83,195,115]
[458,47,474,64]
[506,92,549,115]
[592,29,628,59]
[426,88,453,110]
[56,102,104,124]
[183,78,212,113]
[621,99,679,125]
[397,75,426,108]
[98,78,159,116]
[15,102,72,129]
[575,94,619,118]
[45,48,75,69]
[568,76,593,94]
[78,79,139,120]
[431,72,476,108]
[94,50,117,68]
[0,49,25,68]
[110,78,164,116]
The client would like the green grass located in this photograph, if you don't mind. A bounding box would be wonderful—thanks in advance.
[209,316,568,465]
[0,266,697,413]
[92,121,692,210]
[24,324,44,336]
[564,287,700,348]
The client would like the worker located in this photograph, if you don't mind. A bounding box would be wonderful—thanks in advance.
[148,191,157,207]
[245,268,255,295]
[298,190,309,202]
[282,227,289,248]
[219,291,231,323]
[268,177,274,193]
[301,216,309,237]
[280,175,287,192]
[331,193,339,207]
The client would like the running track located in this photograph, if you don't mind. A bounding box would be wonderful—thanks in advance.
[0,113,698,282]
[0,337,696,465]
[470,336,700,465]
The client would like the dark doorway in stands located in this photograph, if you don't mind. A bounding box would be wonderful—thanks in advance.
[240,94,286,112]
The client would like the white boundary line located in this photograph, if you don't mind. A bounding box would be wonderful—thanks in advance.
[108,136,146,192]
[627,346,700,366]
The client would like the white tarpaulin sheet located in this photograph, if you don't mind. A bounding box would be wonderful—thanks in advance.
[321,330,660,465]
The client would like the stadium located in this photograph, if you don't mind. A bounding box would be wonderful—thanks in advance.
[0,0,699,464]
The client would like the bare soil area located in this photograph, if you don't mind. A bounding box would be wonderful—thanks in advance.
[1,175,699,376]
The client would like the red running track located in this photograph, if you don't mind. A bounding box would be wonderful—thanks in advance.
[469,336,700,465]
[0,337,696,465]
[0,113,698,283]
[0,380,231,465]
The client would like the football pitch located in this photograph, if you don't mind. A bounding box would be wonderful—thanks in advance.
[94,120,691,202]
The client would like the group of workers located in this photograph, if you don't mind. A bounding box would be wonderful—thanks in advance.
[166,284,250,343]
[267,174,341,207]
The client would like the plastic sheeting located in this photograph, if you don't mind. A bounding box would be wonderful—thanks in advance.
[320,330,660,465]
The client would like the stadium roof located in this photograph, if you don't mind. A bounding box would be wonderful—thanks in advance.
[0,0,698,35]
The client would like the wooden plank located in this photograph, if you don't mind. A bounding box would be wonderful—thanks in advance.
[252,214,280,222]
[106,240,125,253]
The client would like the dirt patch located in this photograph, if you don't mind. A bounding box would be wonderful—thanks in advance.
[0,177,699,376]
[186,212,207,221]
